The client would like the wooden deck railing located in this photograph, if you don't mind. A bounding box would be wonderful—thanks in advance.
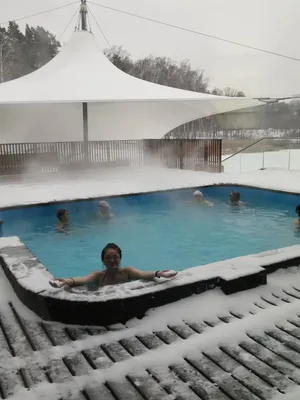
[0,139,222,175]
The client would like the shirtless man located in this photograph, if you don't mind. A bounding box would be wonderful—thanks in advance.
[56,209,70,231]
[229,191,244,206]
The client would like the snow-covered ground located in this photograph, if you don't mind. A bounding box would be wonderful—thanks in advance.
[1,166,300,209]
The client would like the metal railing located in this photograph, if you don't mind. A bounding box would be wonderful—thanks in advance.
[222,137,300,173]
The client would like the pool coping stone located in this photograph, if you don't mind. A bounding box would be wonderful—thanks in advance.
[1,236,300,326]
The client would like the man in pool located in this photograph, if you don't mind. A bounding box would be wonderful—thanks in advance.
[193,190,213,207]
[295,204,300,227]
[56,209,70,231]
[229,191,244,206]
[49,243,178,288]
[98,200,113,219]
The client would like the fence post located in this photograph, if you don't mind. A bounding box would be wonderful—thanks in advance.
[204,142,208,172]
[142,139,150,166]
[218,139,222,172]
[179,140,184,169]
[106,142,111,163]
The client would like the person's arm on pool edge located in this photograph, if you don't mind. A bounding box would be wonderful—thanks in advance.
[126,267,177,281]
[50,271,100,287]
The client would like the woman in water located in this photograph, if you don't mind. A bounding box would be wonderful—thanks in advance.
[50,243,178,288]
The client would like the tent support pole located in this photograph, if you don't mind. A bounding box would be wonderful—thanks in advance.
[82,102,88,163]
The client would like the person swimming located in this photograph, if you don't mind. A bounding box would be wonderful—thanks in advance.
[56,209,70,231]
[49,242,178,288]
[295,204,300,227]
[98,200,113,219]
[193,190,213,207]
[229,191,244,206]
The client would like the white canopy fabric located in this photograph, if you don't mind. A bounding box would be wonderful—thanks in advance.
[0,31,261,142]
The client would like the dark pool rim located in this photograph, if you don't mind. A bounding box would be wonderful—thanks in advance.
[2,237,300,326]
[1,183,300,211]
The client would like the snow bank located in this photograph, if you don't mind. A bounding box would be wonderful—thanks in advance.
[1,167,300,210]
[0,258,41,322]
[0,236,23,249]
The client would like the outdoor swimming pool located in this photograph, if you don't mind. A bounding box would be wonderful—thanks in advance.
[1,186,300,278]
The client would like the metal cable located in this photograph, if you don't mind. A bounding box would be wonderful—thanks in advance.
[89,1,300,63]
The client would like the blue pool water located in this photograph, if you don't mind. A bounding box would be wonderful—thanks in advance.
[1,186,300,278]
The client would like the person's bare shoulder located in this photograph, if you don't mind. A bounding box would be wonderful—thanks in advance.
[91,270,103,277]
[123,266,136,277]
[123,266,133,273]
[56,222,63,230]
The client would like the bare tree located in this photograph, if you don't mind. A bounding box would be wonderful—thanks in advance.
[0,28,15,83]
[223,86,245,97]
[104,45,133,73]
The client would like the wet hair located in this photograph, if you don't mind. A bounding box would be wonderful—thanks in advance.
[56,209,68,221]
[101,243,122,261]
[230,191,240,201]
[296,205,300,215]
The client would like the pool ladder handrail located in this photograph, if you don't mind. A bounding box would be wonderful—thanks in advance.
[221,136,299,168]
[221,138,265,163]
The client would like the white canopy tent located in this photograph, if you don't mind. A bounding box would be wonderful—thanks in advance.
[0,28,262,143]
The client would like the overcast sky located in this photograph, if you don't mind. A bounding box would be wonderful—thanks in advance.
[1,0,299,97]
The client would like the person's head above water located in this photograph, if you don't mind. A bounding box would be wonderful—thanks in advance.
[193,190,203,202]
[229,191,241,204]
[101,243,122,269]
[295,204,300,218]
[99,200,111,214]
[56,209,69,223]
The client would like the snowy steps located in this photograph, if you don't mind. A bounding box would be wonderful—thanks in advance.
[1,289,300,399]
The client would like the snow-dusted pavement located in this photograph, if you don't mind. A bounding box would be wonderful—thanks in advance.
[1,166,300,209]
[1,263,300,400]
